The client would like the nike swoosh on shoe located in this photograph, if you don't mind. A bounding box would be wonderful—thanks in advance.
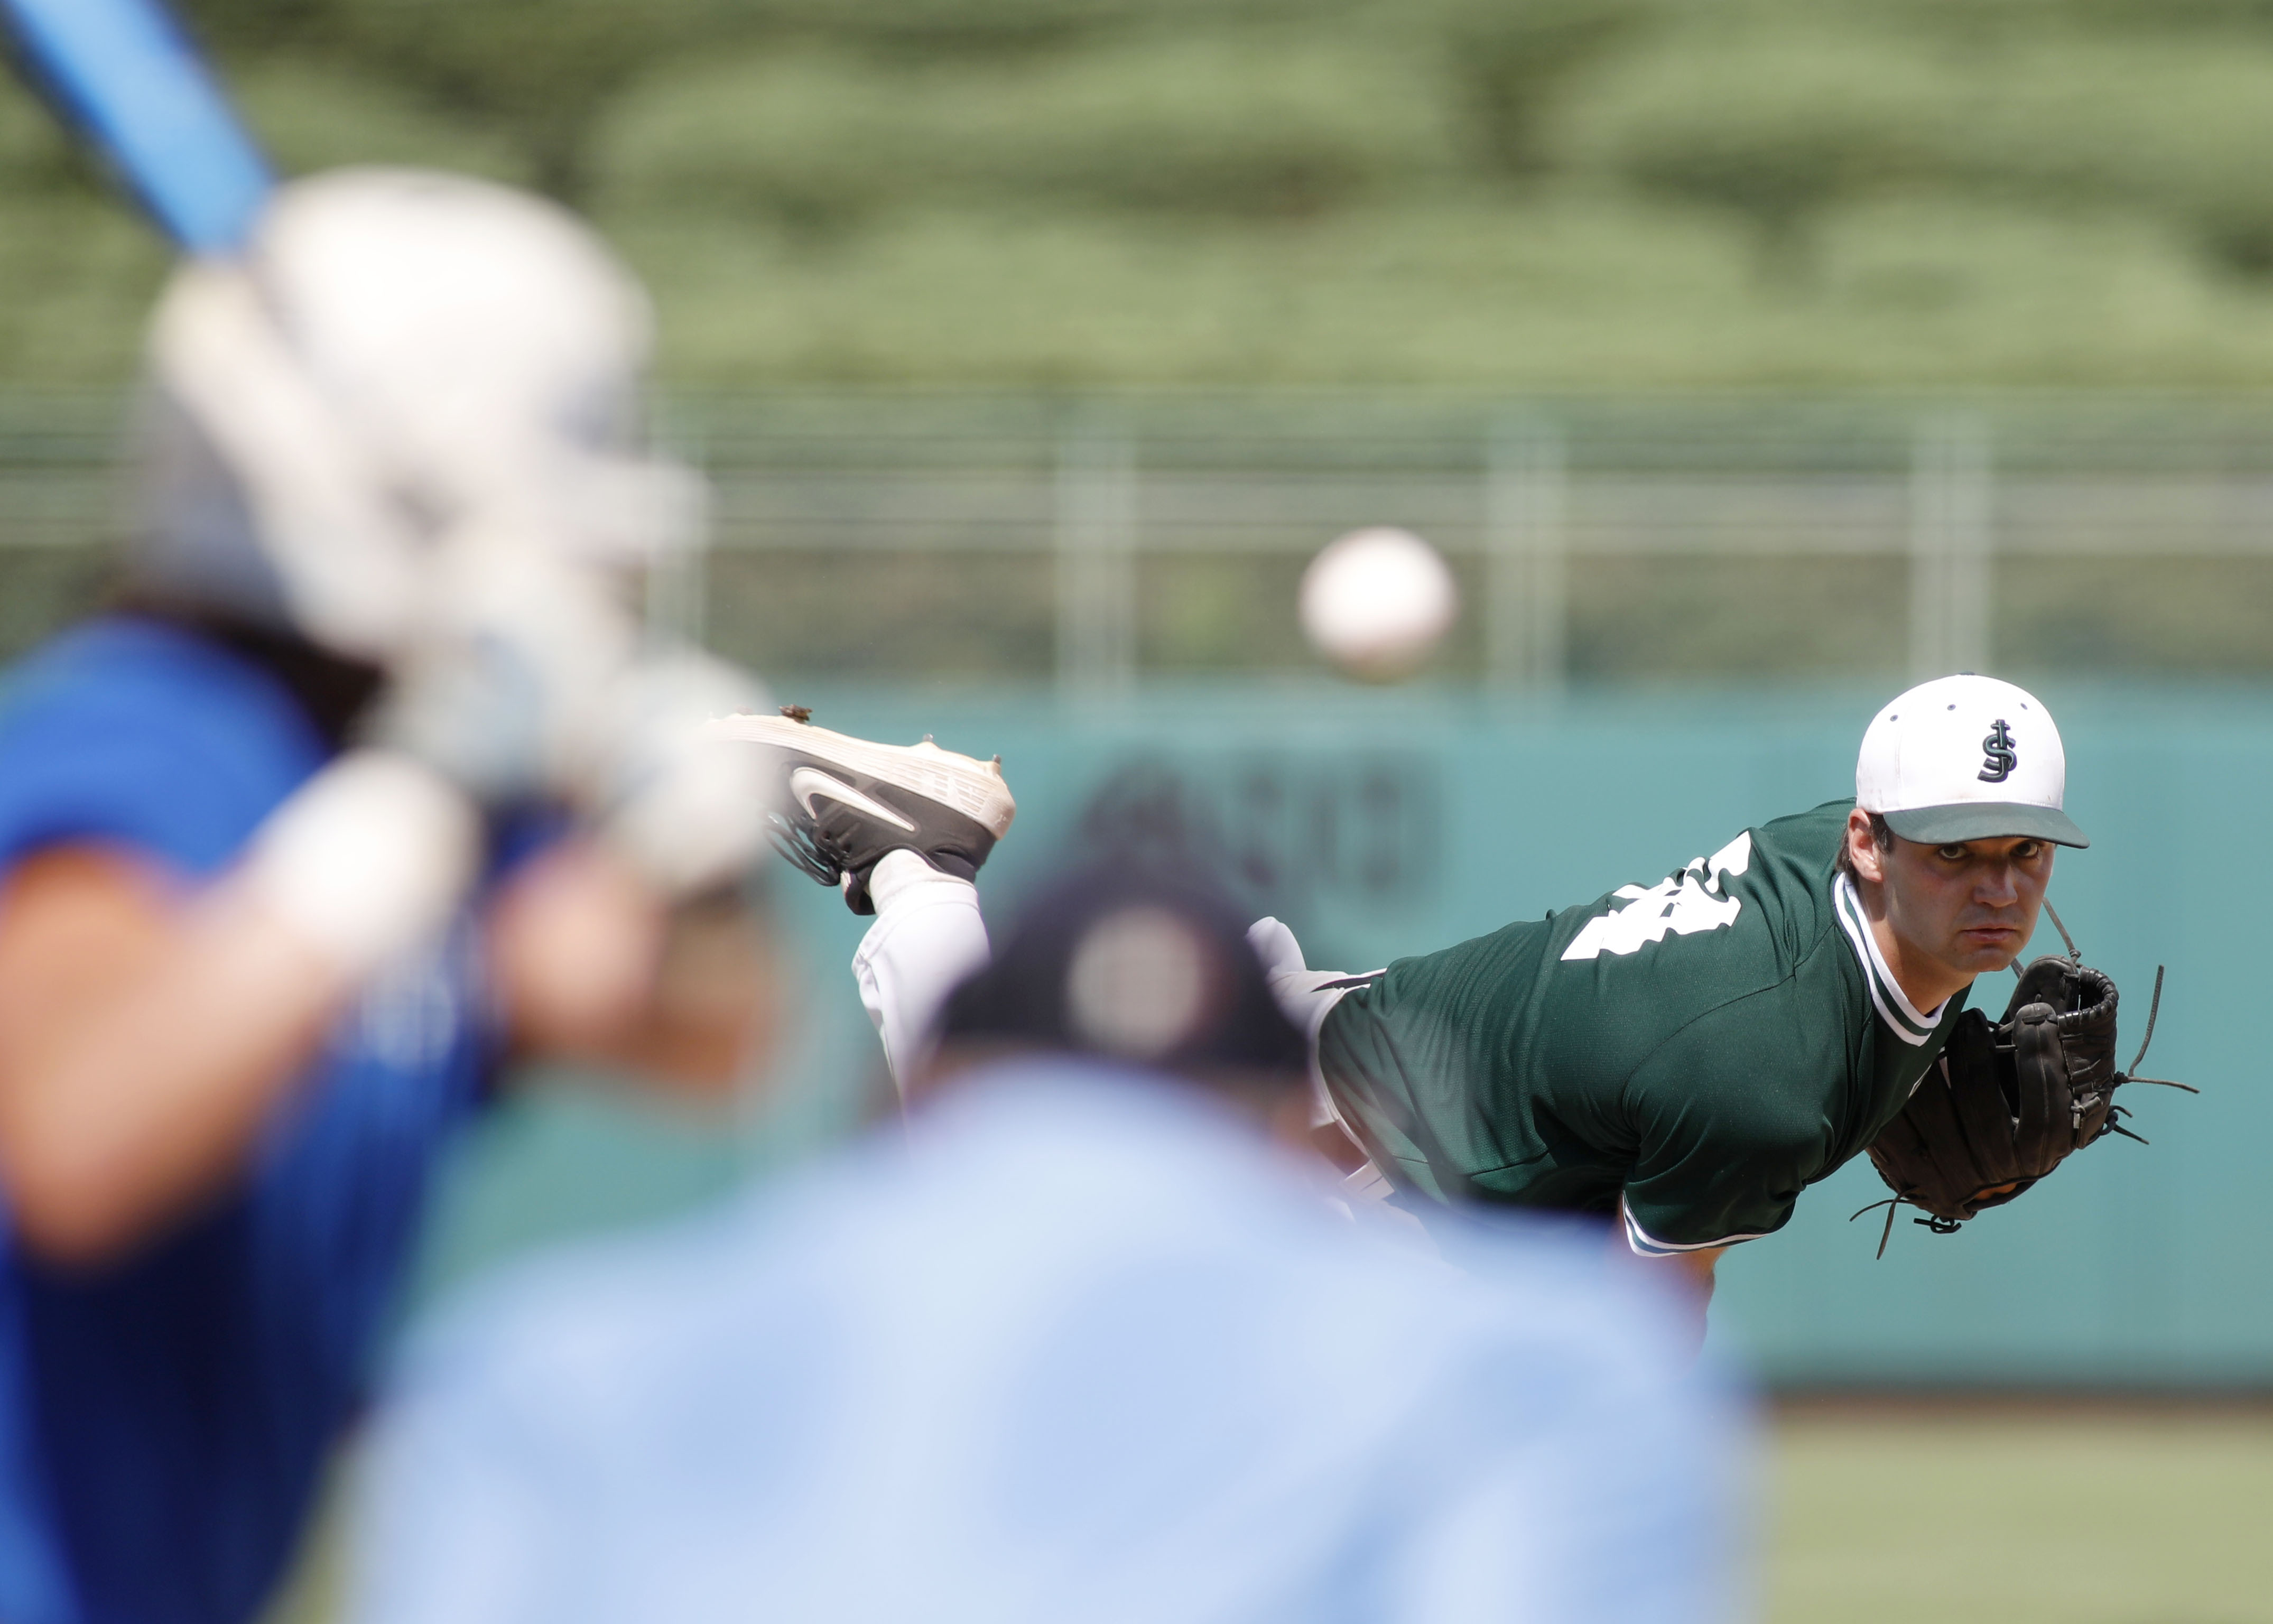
[788,766,918,833]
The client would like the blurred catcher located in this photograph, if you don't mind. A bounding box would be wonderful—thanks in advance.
[0,170,774,1624]
[725,674,2184,1320]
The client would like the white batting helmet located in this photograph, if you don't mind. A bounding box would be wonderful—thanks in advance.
[131,168,703,660]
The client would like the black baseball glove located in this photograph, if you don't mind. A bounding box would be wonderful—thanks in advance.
[1858,955,2191,1255]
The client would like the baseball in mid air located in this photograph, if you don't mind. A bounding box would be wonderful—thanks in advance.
[1298,526,1459,682]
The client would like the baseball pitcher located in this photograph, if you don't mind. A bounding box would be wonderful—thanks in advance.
[724,673,2181,1298]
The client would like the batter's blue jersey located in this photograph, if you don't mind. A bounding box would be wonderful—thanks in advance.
[0,617,502,1624]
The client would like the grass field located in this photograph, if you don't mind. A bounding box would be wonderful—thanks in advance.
[1766,1406,2273,1624]
[263,1404,2273,1621]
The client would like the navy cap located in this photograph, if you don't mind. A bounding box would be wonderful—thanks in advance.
[938,864,1307,1085]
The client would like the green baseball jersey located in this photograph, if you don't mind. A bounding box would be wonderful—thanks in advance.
[1316,800,1969,1254]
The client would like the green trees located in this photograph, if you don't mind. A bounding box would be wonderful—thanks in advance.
[11,0,2273,383]
[599,30,1455,229]
[1558,27,1966,283]
[1554,15,2273,287]
[185,0,746,203]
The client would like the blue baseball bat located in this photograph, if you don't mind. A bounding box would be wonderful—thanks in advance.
[0,0,270,253]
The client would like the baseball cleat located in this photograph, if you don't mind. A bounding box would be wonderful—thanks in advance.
[708,708,1015,915]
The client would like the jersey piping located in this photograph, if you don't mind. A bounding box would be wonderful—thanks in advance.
[1625,871,1951,1256]
[1833,872,1946,1046]
[1622,1203,1777,1258]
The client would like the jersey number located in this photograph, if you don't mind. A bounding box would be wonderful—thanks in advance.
[1559,831,1752,961]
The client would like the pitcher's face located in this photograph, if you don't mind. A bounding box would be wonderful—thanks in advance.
[1871,832,2055,982]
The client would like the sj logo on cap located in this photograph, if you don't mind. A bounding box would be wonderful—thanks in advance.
[1978,720,2017,784]
[1854,674,2089,849]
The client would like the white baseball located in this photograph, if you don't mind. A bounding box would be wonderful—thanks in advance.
[1298,527,1459,682]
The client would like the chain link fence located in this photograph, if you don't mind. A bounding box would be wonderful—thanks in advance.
[12,390,2273,685]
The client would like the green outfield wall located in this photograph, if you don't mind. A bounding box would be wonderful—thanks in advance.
[418,680,2273,1389]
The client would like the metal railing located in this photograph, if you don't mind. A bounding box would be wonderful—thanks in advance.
[13,391,2273,683]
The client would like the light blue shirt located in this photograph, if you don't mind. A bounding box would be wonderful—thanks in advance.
[349,1060,1751,1624]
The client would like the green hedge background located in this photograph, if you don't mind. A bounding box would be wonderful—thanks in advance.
[16,0,2273,387]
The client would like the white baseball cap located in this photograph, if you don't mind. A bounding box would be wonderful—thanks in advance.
[1855,674,2088,848]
